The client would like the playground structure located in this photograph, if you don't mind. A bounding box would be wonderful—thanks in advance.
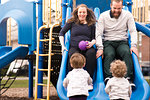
[0,0,149,100]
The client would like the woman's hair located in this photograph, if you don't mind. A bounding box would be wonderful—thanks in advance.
[70,53,86,69]
[67,4,96,26]
[110,60,127,77]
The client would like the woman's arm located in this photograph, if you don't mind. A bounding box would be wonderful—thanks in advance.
[59,22,72,54]
[59,36,68,54]
[86,24,96,49]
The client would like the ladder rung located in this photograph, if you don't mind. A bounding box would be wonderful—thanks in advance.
[36,99,46,100]
[38,69,48,71]
[51,53,54,56]
[38,69,53,71]
[39,38,55,42]
[38,83,47,86]
[38,54,49,56]
[40,39,49,41]
[38,53,54,56]
[53,53,62,55]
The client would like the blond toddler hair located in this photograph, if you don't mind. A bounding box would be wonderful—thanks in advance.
[110,60,127,77]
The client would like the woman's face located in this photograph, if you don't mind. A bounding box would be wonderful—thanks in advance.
[77,7,87,22]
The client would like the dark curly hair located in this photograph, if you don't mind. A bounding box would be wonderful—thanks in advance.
[67,4,96,26]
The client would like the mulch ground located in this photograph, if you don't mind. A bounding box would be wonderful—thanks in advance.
[0,86,60,100]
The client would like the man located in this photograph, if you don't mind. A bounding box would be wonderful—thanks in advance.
[96,0,138,83]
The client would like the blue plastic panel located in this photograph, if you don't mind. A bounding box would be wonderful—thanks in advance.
[0,0,36,51]
[76,0,111,13]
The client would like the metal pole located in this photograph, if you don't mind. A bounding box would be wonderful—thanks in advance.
[28,51,33,98]
[61,0,67,27]
[38,0,43,98]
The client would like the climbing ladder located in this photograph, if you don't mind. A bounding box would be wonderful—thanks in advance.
[34,0,62,99]
[34,23,60,100]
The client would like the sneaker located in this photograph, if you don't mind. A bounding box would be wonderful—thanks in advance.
[126,77,136,90]
[130,83,136,90]
[104,77,110,85]
[88,85,93,91]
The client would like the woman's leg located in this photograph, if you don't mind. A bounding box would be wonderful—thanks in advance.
[85,47,96,78]
[68,47,79,71]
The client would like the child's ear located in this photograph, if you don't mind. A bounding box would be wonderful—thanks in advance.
[83,63,86,67]
[70,64,73,68]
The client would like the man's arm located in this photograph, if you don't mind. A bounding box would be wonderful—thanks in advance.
[95,15,104,58]
[127,12,138,56]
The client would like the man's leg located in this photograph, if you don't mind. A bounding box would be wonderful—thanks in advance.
[116,41,134,81]
[103,41,116,79]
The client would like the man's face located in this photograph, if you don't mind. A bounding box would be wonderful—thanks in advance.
[110,1,123,19]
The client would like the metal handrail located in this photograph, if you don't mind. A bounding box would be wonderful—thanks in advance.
[35,25,47,100]
[34,23,60,100]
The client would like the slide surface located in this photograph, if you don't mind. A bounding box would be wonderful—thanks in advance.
[56,7,109,100]
[0,46,29,69]
[57,7,150,100]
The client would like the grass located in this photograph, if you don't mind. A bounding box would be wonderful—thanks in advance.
[1,79,48,88]
[1,77,149,88]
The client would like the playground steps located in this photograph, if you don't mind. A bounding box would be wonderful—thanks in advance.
[0,59,26,95]
[34,24,61,100]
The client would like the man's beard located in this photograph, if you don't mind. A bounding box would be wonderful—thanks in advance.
[111,10,121,19]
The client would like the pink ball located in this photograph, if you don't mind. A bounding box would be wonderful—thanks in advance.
[78,41,88,50]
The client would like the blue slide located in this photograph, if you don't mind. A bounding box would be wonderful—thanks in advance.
[57,7,150,100]
[0,46,29,69]
[131,22,150,100]
[136,22,150,37]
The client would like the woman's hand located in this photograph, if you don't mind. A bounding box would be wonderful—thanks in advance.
[86,40,96,49]
[59,36,68,55]
[61,46,68,55]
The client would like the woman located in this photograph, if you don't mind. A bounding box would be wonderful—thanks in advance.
[59,4,96,79]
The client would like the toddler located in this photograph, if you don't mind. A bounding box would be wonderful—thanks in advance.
[63,53,93,100]
[105,60,132,100]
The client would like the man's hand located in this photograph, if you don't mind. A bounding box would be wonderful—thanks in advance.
[96,49,103,58]
[130,46,138,57]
